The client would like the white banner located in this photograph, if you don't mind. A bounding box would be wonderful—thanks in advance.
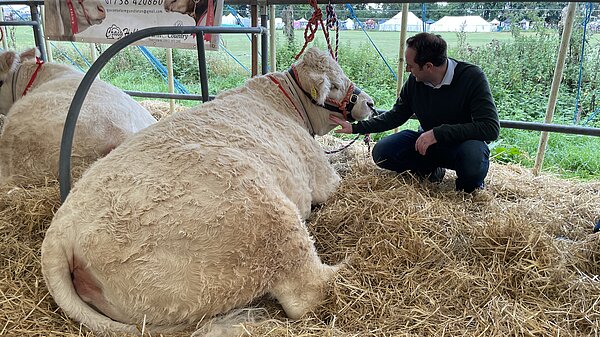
[44,0,224,50]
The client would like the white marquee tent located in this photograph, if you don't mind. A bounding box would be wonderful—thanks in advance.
[344,18,355,30]
[429,16,493,32]
[379,11,423,32]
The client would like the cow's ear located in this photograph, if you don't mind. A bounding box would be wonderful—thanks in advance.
[0,51,18,75]
[19,48,39,61]
[307,73,330,105]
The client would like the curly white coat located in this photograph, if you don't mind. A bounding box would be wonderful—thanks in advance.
[41,47,374,336]
[0,49,156,184]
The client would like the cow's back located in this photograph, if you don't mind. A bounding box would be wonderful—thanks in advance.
[50,91,332,324]
[0,71,155,183]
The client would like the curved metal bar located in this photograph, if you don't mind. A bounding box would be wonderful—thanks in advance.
[59,25,266,202]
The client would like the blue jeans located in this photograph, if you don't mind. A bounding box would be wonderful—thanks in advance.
[372,130,490,193]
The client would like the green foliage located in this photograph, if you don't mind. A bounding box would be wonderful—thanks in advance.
[275,39,301,71]
[9,24,599,180]
[452,26,598,127]
[490,140,530,164]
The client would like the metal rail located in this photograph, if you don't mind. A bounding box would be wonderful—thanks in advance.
[59,25,266,202]
[0,0,46,60]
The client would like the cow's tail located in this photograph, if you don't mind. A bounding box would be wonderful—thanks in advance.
[40,235,139,335]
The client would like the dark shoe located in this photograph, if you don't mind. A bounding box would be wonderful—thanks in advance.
[426,167,446,183]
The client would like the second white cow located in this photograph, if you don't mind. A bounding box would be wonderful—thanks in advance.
[41,47,374,336]
[0,49,156,184]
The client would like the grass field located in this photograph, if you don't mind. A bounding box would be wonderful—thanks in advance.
[4,25,541,71]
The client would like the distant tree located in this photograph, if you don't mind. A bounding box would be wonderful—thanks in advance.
[282,5,294,44]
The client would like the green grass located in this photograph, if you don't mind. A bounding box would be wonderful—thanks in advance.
[5,26,539,72]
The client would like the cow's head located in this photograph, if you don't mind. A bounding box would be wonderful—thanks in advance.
[292,47,375,136]
[72,0,106,26]
[164,0,209,21]
[0,48,38,115]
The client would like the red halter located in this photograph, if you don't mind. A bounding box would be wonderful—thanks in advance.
[22,57,44,97]
[66,0,92,34]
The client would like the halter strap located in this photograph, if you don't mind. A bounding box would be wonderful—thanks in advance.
[22,57,44,97]
[65,0,79,34]
[267,74,315,135]
[287,65,360,122]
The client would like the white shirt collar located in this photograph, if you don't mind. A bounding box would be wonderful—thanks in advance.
[424,58,456,89]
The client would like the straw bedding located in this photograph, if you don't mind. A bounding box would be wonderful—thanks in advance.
[0,103,598,336]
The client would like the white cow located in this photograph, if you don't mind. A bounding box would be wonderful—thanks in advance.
[0,49,156,185]
[41,47,374,336]
[44,0,106,36]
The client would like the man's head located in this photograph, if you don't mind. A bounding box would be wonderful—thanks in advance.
[405,33,448,83]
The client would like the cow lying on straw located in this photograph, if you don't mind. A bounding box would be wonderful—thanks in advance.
[41,47,374,336]
[0,49,156,185]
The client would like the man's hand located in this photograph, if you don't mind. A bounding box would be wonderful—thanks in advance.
[415,130,437,155]
[329,115,353,134]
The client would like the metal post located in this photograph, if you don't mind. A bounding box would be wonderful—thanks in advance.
[196,32,209,102]
[251,4,258,76]
[260,3,268,74]
[167,48,175,114]
[29,3,47,61]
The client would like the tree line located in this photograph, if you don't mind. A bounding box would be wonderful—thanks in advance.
[230,2,577,25]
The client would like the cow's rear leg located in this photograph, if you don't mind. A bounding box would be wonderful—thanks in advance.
[270,256,340,320]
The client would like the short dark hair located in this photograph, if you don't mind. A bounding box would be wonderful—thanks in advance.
[406,33,447,68]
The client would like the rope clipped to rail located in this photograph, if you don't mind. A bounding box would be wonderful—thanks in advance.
[295,0,335,60]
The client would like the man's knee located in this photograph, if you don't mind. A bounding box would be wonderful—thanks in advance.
[455,140,490,179]
[371,131,419,170]
[371,141,390,167]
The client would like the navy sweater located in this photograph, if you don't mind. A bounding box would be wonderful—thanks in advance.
[353,60,500,144]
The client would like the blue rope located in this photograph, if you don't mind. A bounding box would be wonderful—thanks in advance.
[49,42,85,72]
[583,106,600,126]
[224,5,263,70]
[573,2,593,124]
[226,5,253,44]
[70,42,91,68]
[345,4,397,80]
[219,42,251,74]
[137,46,190,94]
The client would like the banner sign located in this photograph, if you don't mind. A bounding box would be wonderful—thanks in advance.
[43,0,224,50]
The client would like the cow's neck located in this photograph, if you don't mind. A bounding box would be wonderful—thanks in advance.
[58,2,73,35]
[6,62,47,106]
[265,71,314,136]
[282,71,334,136]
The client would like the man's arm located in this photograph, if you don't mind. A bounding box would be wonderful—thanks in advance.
[349,79,415,134]
[432,69,500,143]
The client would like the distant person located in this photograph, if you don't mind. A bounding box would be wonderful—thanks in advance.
[330,32,500,193]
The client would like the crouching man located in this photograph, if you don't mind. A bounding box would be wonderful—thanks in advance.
[330,32,500,192]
